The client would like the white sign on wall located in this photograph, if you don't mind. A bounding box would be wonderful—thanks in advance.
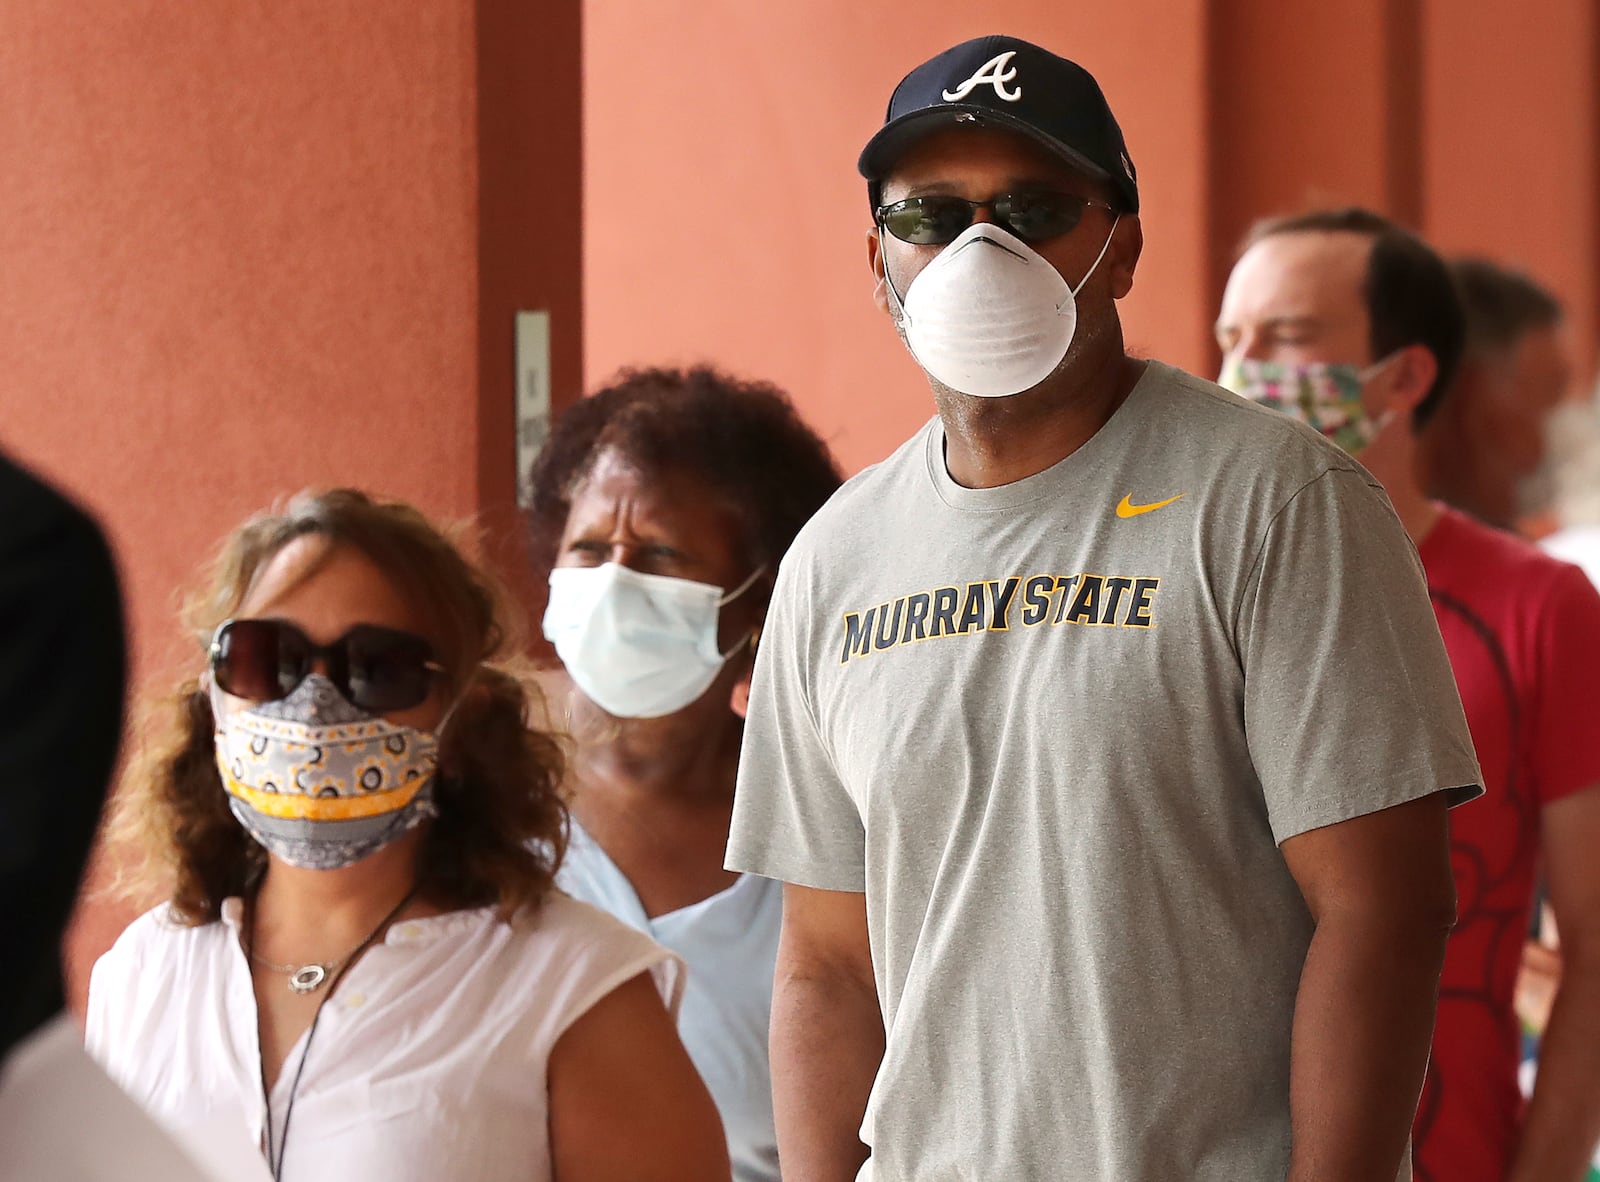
[514,310,551,510]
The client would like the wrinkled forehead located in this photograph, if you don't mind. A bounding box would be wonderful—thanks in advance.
[567,445,749,539]
[1224,230,1373,332]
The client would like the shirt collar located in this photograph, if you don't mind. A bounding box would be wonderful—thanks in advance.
[217,894,495,947]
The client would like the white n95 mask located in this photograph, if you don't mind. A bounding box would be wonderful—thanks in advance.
[888,219,1119,398]
[543,562,764,719]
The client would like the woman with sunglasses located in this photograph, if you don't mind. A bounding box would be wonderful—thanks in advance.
[528,367,842,1182]
[87,488,729,1182]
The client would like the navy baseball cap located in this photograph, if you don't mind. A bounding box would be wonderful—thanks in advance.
[858,35,1138,213]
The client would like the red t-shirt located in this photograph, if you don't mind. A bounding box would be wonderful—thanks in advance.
[1414,507,1600,1182]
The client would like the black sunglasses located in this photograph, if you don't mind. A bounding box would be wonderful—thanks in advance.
[875,190,1117,247]
[209,618,444,713]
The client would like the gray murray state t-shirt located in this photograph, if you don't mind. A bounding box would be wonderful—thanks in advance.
[726,361,1482,1182]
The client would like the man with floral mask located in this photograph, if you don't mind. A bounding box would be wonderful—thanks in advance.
[1218,207,1600,1182]
[727,36,1482,1182]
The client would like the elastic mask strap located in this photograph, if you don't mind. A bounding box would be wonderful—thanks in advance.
[880,232,910,321]
[1369,408,1400,435]
[717,564,768,607]
[1353,351,1406,438]
[1068,215,1121,300]
[431,674,472,743]
[1358,350,1403,383]
[715,565,768,662]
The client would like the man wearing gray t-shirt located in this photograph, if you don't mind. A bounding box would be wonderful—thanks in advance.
[725,34,1483,1182]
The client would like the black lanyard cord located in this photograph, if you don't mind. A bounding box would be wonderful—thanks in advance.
[251,884,420,1181]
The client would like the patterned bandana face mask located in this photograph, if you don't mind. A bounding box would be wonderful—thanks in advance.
[1218,355,1396,455]
[212,673,443,870]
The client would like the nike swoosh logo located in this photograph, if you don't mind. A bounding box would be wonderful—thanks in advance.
[1116,493,1186,518]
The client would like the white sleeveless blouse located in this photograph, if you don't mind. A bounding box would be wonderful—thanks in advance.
[86,893,682,1182]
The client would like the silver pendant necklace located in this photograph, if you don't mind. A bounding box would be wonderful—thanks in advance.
[246,887,416,995]
[248,950,348,995]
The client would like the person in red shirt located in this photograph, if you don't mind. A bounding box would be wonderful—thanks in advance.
[1216,207,1600,1182]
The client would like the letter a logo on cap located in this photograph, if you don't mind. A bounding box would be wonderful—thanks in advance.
[942,51,1023,103]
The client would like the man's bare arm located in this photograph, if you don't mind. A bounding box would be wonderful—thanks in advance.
[1280,792,1456,1182]
[1510,785,1600,1182]
[771,883,883,1182]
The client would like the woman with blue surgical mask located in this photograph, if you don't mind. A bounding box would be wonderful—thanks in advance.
[88,488,729,1182]
[529,366,843,1182]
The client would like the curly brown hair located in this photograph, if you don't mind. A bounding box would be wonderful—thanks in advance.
[108,488,567,924]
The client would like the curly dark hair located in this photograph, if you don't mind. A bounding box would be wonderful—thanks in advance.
[526,366,844,585]
[108,488,567,924]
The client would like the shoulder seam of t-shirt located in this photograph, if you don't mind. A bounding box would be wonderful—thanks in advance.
[1230,464,1353,643]
[790,551,853,797]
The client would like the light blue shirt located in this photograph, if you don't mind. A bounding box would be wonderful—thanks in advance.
[557,820,781,1182]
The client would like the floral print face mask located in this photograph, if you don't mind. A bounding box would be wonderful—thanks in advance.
[1218,355,1397,455]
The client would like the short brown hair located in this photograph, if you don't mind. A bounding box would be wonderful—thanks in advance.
[1451,257,1563,357]
[108,488,566,924]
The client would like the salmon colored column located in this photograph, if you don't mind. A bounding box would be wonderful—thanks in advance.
[477,0,585,614]
[0,0,580,1007]
[1420,0,1600,378]
[1204,0,1421,353]
[583,1,1213,475]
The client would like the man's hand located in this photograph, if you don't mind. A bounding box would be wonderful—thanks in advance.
[771,884,883,1182]
[1515,929,1560,1038]
[1281,792,1456,1182]
[1510,786,1600,1182]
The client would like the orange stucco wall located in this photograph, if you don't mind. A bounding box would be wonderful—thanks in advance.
[1421,0,1599,370]
[0,0,581,1005]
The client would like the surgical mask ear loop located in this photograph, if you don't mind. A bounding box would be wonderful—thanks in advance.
[716,564,767,607]
[1358,349,1405,384]
[1354,351,1407,436]
[714,565,768,660]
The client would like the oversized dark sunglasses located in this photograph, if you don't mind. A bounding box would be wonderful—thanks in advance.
[875,190,1117,246]
[208,618,444,713]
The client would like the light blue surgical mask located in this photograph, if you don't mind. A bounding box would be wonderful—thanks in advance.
[543,562,764,719]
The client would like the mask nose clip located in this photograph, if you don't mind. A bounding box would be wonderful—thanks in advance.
[957,225,1027,261]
